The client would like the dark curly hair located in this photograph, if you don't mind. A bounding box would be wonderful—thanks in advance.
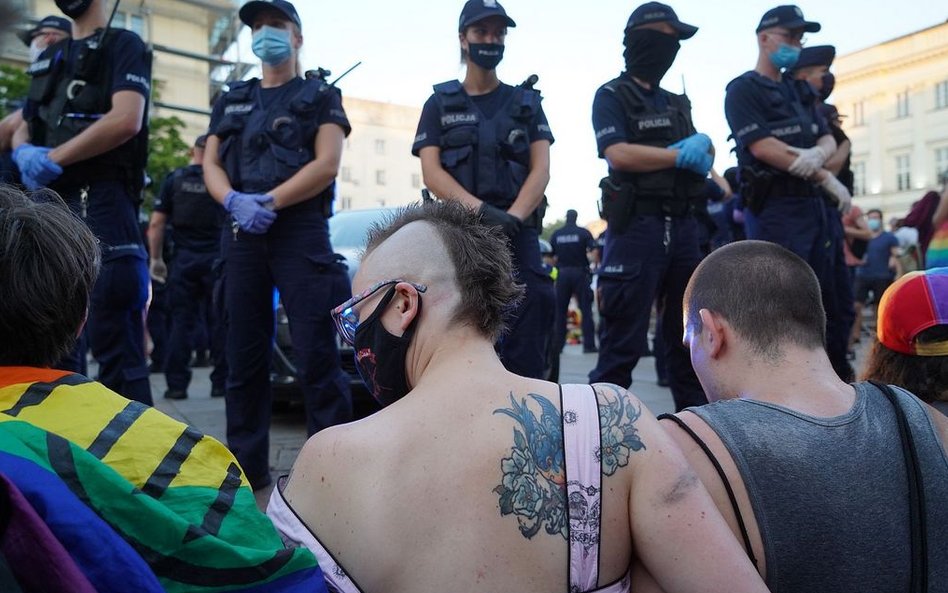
[861,325,948,404]
[0,184,100,366]
[363,200,524,340]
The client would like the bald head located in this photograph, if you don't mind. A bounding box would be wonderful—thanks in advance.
[360,201,523,340]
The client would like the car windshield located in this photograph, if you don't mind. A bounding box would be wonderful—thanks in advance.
[329,209,396,250]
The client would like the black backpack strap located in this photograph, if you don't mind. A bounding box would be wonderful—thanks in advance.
[657,413,758,569]
[869,381,927,593]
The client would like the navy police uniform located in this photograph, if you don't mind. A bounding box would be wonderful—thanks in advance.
[413,81,556,379]
[209,74,353,489]
[550,217,597,353]
[24,27,152,405]
[589,75,706,410]
[153,164,226,396]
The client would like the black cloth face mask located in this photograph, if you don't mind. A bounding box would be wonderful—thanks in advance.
[56,0,93,19]
[353,286,422,407]
[623,28,681,86]
[468,43,505,70]
[819,72,835,102]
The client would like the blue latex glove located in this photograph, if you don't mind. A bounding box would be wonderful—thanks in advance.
[13,144,63,190]
[224,191,277,234]
[670,134,713,176]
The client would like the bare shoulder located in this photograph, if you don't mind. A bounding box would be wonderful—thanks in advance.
[285,420,368,496]
[589,383,658,476]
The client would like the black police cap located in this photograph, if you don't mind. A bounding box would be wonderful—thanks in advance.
[239,0,302,32]
[625,2,698,39]
[459,0,516,32]
[17,15,71,46]
[756,5,821,34]
[793,45,836,69]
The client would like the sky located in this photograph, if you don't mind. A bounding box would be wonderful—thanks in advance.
[232,1,948,224]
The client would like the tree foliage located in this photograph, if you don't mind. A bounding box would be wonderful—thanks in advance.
[0,65,30,117]
[144,113,189,212]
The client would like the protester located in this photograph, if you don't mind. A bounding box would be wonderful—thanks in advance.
[862,267,948,414]
[641,240,948,593]
[0,184,327,592]
[268,201,768,593]
[927,183,948,268]
[851,208,901,347]
[897,190,942,267]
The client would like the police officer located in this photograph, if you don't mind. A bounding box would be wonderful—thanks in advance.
[724,8,854,378]
[148,134,227,399]
[789,45,856,380]
[589,2,708,411]
[412,0,555,379]
[13,0,152,405]
[203,0,353,491]
[550,209,597,354]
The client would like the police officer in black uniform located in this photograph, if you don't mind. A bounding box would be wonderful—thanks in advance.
[13,0,152,405]
[203,0,353,490]
[148,134,227,400]
[724,7,854,379]
[588,2,709,411]
[550,209,597,354]
[412,0,555,379]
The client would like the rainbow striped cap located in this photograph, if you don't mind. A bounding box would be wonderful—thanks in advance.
[877,267,948,356]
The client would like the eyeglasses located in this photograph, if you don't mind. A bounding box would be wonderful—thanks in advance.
[771,29,806,45]
[330,279,427,346]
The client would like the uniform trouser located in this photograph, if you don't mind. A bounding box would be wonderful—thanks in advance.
[210,257,228,391]
[497,227,556,379]
[147,281,170,370]
[224,223,353,489]
[745,196,853,379]
[164,248,218,393]
[56,182,151,406]
[554,267,596,352]
[589,216,706,411]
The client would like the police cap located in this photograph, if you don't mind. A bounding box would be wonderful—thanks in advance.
[756,5,821,34]
[239,0,302,31]
[459,0,516,32]
[793,45,836,69]
[17,15,72,46]
[625,2,698,40]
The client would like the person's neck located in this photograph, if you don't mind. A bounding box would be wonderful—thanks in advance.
[73,5,107,39]
[261,61,296,88]
[463,66,500,96]
[408,331,511,397]
[726,346,854,415]
[754,52,781,82]
[630,75,653,91]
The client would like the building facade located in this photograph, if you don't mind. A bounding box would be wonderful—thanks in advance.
[833,20,948,218]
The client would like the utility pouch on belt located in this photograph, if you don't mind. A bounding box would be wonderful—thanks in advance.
[523,195,548,231]
[599,176,635,234]
[738,165,773,215]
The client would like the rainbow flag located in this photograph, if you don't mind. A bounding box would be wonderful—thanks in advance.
[0,367,327,593]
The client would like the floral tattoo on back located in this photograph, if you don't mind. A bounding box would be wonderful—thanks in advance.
[493,387,646,541]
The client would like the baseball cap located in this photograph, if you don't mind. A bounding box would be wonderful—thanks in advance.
[239,0,302,31]
[625,2,698,40]
[194,134,208,148]
[756,5,821,34]
[793,45,835,69]
[17,15,72,46]
[459,0,516,32]
[877,267,948,356]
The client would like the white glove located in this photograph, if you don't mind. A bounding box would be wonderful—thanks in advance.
[820,174,852,214]
[149,258,168,283]
[788,145,829,179]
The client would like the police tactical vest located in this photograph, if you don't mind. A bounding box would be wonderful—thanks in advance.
[604,76,705,203]
[433,80,540,208]
[729,71,821,169]
[214,77,336,205]
[168,165,222,232]
[26,29,150,189]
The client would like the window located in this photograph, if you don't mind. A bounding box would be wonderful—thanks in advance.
[411,173,421,189]
[936,81,948,110]
[117,11,146,39]
[852,101,865,126]
[341,166,351,182]
[374,139,385,155]
[852,161,866,196]
[896,154,911,191]
[896,90,910,119]
[340,196,352,210]
[376,170,386,185]
[935,147,948,184]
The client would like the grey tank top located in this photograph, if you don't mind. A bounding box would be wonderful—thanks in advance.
[689,382,948,593]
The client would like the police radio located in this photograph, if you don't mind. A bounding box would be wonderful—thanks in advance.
[520,74,539,90]
[69,0,122,100]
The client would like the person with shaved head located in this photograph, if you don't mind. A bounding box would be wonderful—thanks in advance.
[265,201,768,593]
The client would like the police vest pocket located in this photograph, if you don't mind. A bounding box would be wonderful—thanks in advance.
[215,115,247,139]
[271,144,307,173]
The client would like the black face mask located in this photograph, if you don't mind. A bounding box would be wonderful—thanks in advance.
[819,72,835,102]
[623,28,681,86]
[56,0,93,18]
[468,43,505,70]
[353,287,422,407]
